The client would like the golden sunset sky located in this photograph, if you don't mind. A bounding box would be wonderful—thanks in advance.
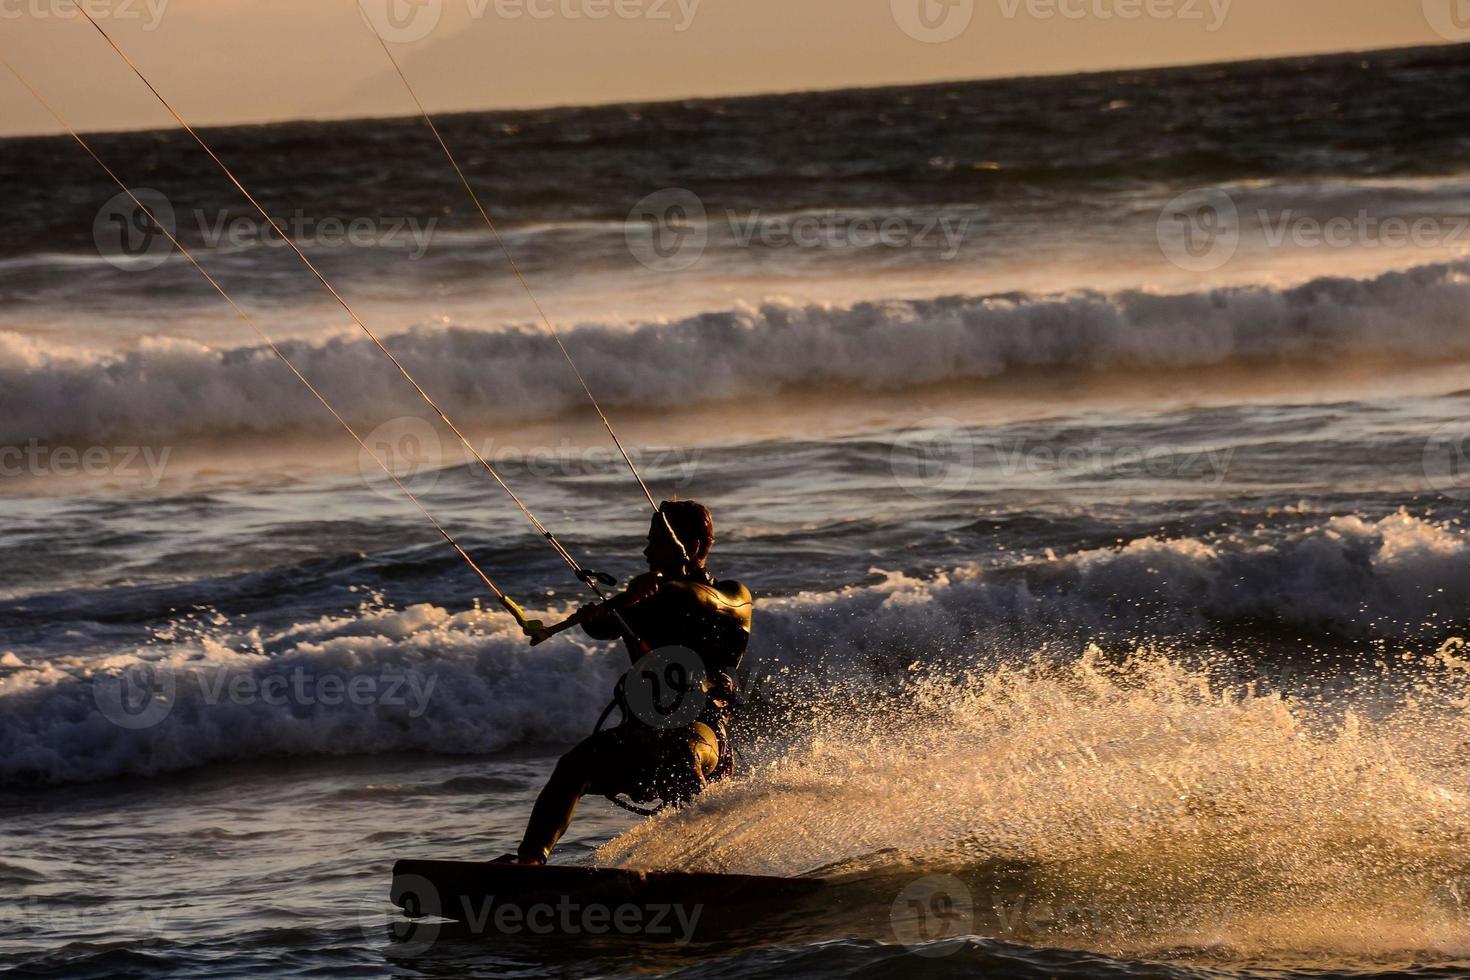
[1,0,1461,136]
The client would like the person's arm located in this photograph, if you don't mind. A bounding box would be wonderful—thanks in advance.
[578,572,663,640]
[577,601,623,640]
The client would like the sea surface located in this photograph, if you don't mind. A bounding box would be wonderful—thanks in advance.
[5,42,1470,979]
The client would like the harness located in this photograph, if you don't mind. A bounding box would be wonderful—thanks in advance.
[593,574,752,815]
[595,668,741,817]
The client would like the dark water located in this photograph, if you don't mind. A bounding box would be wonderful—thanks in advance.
[7,42,1470,250]
[3,43,1470,980]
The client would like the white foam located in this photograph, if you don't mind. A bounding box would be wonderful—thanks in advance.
[4,260,1469,446]
[751,512,1470,679]
[1,513,1465,786]
[0,601,622,786]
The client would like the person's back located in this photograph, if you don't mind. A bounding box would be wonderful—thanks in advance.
[505,501,753,864]
[584,570,752,677]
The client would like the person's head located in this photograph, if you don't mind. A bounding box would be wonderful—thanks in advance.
[644,500,714,575]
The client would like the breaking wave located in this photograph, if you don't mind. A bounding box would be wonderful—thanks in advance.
[755,511,1470,675]
[1,512,1464,786]
[0,599,622,787]
[4,260,1470,447]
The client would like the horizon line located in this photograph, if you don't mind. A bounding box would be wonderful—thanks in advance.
[3,38,1460,143]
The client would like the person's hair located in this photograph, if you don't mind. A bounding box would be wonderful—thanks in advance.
[658,500,715,561]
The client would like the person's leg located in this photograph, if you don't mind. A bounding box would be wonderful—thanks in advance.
[516,729,631,863]
[689,722,720,781]
[514,723,721,863]
[657,722,721,806]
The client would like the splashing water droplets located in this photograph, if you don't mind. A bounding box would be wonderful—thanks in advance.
[600,647,1470,962]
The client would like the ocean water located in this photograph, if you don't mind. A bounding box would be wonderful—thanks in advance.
[5,42,1470,978]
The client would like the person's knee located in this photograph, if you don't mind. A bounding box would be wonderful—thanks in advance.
[689,723,720,778]
[653,729,716,806]
[548,744,596,793]
[552,730,629,794]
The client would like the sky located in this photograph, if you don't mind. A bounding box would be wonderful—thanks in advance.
[0,0,1462,136]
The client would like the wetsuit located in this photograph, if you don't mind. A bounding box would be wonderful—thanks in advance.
[516,569,753,863]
